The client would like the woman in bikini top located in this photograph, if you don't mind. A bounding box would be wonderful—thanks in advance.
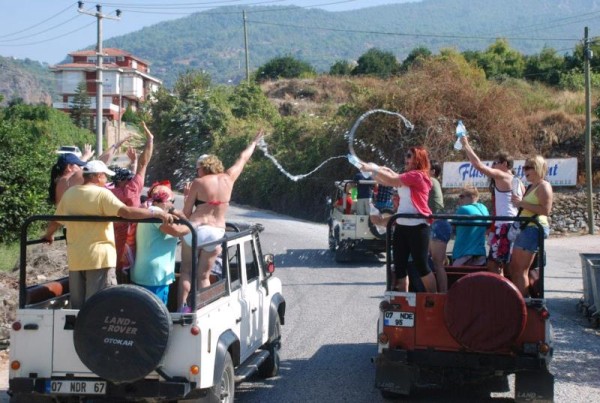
[182,130,263,229]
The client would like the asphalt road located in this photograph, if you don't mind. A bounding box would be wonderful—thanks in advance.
[2,203,600,402]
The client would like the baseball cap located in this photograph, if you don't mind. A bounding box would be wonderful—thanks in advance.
[57,153,86,167]
[83,160,116,176]
[110,166,135,184]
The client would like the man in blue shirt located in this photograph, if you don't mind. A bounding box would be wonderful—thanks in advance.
[452,186,489,266]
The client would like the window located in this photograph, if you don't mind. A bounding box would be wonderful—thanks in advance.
[227,244,241,291]
[244,240,259,282]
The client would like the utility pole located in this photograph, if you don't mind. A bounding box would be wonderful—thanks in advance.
[584,27,595,234]
[243,11,250,83]
[78,2,121,155]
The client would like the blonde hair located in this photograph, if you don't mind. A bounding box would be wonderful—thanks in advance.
[525,155,547,179]
[461,185,479,201]
[197,154,224,174]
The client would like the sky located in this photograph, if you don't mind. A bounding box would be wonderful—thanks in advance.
[0,0,418,65]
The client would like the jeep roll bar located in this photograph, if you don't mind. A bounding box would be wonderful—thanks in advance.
[384,213,546,297]
[19,215,198,310]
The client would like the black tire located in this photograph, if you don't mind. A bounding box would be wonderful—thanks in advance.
[368,208,394,239]
[335,241,352,263]
[208,352,235,403]
[73,285,171,383]
[259,315,282,378]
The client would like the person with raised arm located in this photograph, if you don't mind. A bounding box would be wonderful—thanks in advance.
[178,129,264,312]
[459,135,524,276]
[361,147,437,293]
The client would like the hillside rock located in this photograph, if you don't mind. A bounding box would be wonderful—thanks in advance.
[0,56,52,106]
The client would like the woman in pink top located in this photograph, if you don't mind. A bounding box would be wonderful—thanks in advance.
[362,147,437,293]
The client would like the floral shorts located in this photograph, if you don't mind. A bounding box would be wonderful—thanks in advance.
[487,223,512,263]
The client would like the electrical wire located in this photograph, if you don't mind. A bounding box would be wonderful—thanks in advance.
[247,19,581,42]
[494,10,600,36]
[0,14,83,43]
[0,2,77,39]
[0,20,96,47]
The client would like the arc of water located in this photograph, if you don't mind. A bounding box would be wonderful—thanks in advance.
[347,109,414,161]
[256,138,346,182]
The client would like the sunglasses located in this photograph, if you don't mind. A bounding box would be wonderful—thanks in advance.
[458,194,469,199]
[523,165,533,170]
[405,153,413,158]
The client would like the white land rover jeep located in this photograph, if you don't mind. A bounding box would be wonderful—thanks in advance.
[9,215,285,402]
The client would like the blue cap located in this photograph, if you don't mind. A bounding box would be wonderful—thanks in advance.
[57,153,86,167]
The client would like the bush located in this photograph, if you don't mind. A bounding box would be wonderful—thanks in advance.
[0,104,93,243]
[255,56,316,82]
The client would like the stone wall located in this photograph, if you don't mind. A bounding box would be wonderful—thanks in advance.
[444,189,599,236]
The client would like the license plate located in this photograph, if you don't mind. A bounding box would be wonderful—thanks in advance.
[383,311,415,327]
[47,380,107,395]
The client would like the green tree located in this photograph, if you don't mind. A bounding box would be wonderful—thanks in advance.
[474,39,525,79]
[329,60,354,76]
[255,56,316,82]
[524,47,565,86]
[401,46,432,72]
[351,48,400,78]
[0,104,93,243]
[229,82,278,121]
[174,69,212,100]
[71,81,91,129]
[121,105,141,124]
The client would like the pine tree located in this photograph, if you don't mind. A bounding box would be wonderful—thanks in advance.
[71,81,91,129]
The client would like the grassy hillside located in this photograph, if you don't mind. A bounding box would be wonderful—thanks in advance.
[102,0,600,87]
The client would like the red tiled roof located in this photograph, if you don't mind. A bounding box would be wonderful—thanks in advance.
[67,48,151,65]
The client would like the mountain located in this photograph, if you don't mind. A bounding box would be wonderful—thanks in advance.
[0,56,54,106]
[101,0,600,87]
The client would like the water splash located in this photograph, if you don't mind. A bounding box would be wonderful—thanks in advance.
[255,109,413,181]
[257,138,345,182]
[347,109,414,163]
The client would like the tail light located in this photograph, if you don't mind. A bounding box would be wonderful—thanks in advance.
[190,365,200,375]
[379,300,391,311]
[539,343,551,354]
[378,332,389,344]
[12,321,21,331]
[190,325,200,336]
[540,308,550,320]
[11,361,21,370]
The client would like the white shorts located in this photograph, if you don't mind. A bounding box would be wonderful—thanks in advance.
[183,225,226,252]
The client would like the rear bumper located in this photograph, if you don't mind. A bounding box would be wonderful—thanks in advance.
[9,376,194,400]
[374,348,551,393]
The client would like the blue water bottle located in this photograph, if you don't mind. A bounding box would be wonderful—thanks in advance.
[454,120,467,151]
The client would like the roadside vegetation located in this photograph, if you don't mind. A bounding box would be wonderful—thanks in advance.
[0,41,598,270]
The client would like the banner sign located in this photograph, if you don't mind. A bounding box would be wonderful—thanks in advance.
[442,158,578,188]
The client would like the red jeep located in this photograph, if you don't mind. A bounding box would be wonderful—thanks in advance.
[374,213,553,402]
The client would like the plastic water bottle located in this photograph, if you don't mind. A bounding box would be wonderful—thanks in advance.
[347,154,371,178]
[454,120,467,151]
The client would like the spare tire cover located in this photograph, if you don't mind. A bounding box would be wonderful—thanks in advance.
[74,285,171,383]
[444,272,526,352]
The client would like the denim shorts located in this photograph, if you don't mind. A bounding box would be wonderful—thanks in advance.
[513,225,549,253]
[431,219,452,243]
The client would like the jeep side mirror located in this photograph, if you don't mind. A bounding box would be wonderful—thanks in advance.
[326,196,332,206]
[264,254,275,274]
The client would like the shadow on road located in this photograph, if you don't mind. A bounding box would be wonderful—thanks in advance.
[236,343,514,403]
[275,248,384,269]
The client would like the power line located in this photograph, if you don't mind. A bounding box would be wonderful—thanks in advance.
[494,10,600,36]
[0,14,83,43]
[0,20,96,47]
[247,19,581,42]
[0,2,77,39]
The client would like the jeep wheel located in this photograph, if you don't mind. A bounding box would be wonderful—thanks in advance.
[329,226,340,252]
[208,352,235,403]
[369,208,394,239]
[73,285,172,383]
[335,241,352,262]
[259,315,281,378]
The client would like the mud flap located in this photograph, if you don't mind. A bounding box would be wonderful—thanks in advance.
[515,370,554,402]
[374,352,414,396]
